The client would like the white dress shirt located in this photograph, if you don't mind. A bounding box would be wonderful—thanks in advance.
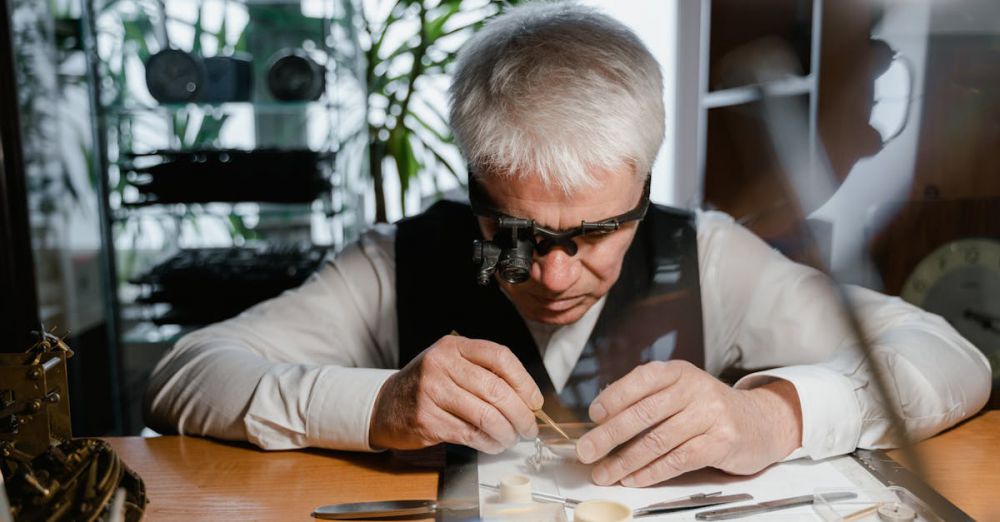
[145,210,991,459]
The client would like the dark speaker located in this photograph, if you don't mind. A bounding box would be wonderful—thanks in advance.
[266,49,326,101]
[145,50,255,104]
[202,54,253,102]
[144,49,204,103]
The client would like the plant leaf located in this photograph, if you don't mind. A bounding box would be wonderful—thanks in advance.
[122,20,151,60]
[173,110,190,147]
[419,100,456,144]
[407,111,450,144]
[233,26,248,53]
[192,2,205,55]
[369,0,407,58]
[388,126,421,203]
[190,113,230,147]
[420,134,464,185]
[424,2,461,43]
[216,5,228,52]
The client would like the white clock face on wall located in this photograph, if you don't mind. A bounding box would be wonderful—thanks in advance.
[901,238,1000,382]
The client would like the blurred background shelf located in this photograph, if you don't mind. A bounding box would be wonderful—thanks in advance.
[702,75,814,108]
[111,201,338,220]
[84,0,368,433]
[105,100,342,113]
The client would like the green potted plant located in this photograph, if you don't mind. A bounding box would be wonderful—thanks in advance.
[359,0,522,222]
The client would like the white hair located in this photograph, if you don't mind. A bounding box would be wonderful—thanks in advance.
[449,1,664,194]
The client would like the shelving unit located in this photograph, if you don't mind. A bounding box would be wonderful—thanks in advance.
[88,0,366,311]
[81,0,368,431]
[701,74,814,108]
[673,0,823,209]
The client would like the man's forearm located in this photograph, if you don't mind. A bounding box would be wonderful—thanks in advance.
[745,379,803,459]
[146,330,397,451]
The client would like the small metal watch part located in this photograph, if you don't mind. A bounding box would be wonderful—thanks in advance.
[876,502,918,522]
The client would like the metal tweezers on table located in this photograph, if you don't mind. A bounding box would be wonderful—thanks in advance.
[633,491,755,517]
[479,483,753,517]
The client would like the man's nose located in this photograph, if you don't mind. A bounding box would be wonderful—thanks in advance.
[532,248,579,294]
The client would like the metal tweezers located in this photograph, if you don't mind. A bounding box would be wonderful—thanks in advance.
[695,491,858,520]
[633,491,754,518]
[479,483,584,506]
[479,484,752,517]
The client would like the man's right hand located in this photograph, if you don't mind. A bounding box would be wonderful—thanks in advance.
[369,334,543,454]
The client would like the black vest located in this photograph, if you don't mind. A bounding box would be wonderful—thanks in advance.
[395,201,705,422]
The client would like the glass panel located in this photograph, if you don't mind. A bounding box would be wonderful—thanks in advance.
[10,0,122,434]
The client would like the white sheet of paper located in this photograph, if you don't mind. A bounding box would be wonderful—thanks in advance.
[479,440,886,520]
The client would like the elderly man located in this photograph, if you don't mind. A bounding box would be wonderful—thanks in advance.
[146,3,990,488]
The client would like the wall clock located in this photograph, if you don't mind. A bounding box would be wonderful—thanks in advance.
[870,198,1000,408]
[900,238,1000,388]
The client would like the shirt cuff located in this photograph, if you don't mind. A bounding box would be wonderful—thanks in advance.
[306,367,397,452]
[734,365,861,460]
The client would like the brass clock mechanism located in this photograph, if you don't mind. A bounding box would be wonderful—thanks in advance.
[1,332,147,521]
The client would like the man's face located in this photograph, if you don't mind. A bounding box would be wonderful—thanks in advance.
[477,165,646,325]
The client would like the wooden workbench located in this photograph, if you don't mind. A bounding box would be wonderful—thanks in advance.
[104,411,999,521]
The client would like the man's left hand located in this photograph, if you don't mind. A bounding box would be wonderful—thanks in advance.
[575,360,802,487]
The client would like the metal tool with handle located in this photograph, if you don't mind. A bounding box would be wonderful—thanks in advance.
[695,491,857,520]
[312,499,476,520]
[479,484,753,517]
[634,491,754,517]
[479,482,583,506]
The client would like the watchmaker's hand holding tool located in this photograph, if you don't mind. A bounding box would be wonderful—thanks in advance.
[575,360,803,487]
[369,333,542,454]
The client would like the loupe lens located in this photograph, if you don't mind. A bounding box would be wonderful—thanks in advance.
[498,253,531,284]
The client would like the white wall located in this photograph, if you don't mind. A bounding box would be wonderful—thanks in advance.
[580,0,679,205]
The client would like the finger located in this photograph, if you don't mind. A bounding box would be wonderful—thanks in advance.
[577,385,687,464]
[433,380,520,448]
[621,435,714,487]
[448,361,539,439]
[432,406,506,454]
[457,340,544,410]
[591,409,708,486]
[589,360,686,423]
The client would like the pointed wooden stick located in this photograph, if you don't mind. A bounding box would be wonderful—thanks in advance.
[533,409,571,441]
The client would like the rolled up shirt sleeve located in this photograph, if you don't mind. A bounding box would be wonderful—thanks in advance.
[697,211,991,460]
[145,225,401,452]
[735,365,861,460]
[244,364,396,451]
